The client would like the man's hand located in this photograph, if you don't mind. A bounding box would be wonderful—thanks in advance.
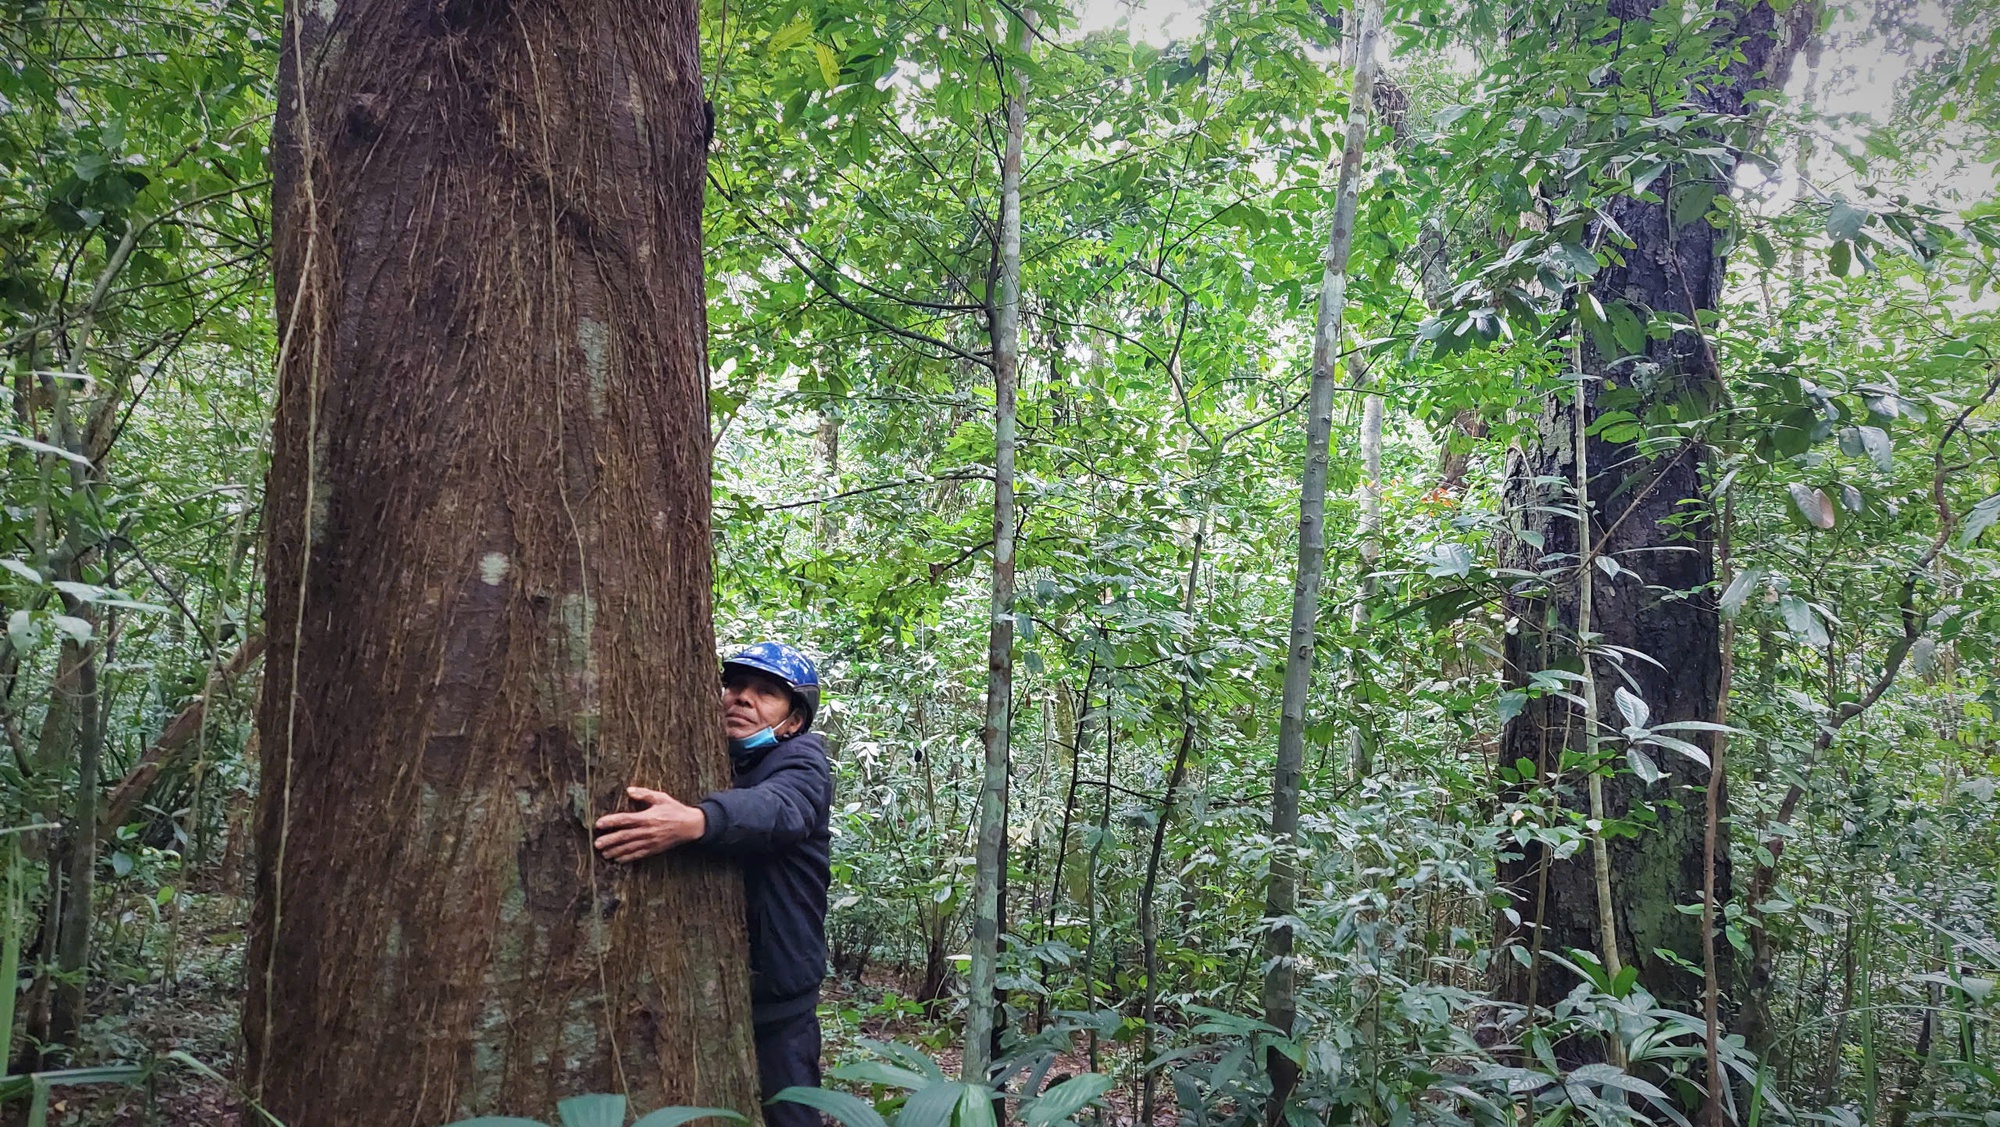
[594,786,707,863]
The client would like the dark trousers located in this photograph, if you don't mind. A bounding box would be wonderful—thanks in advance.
[755,1011,822,1127]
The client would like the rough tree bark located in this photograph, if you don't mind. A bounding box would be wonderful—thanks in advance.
[1262,0,1382,1115]
[1493,0,1809,1038]
[245,1,760,1122]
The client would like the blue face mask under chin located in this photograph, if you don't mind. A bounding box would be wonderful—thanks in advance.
[728,726,781,756]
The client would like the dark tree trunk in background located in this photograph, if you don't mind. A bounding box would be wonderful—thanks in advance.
[1494,0,1808,1032]
[48,631,99,1050]
[246,2,760,1123]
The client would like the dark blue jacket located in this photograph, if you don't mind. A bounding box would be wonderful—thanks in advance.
[698,731,832,1025]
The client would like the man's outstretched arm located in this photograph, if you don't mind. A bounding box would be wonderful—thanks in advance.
[697,750,830,855]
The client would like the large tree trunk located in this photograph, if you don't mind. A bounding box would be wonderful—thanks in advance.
[1493,0,1808,1039]
[245,2,760,1123]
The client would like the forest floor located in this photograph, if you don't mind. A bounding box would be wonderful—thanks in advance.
[31,902,1168,1127]
[48,891,247,1126]
[823,972,1176,1127]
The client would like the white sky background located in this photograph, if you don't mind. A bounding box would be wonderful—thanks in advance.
[1070,0,1206,45]
[1063,0,1995,214]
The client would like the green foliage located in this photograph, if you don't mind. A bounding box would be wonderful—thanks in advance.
[0,0,1995,1123]
[441,1094,748,1127]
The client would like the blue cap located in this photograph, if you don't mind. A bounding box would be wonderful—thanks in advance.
[722,641,821,732]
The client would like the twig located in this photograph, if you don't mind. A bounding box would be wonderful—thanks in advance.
[742,471,994,512]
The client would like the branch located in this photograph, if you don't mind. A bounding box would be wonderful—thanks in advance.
[712,175,994,370]
[741,471,994,512]
[928,538,994,582]
[1753,363,2000,871]
[97,633,265,837]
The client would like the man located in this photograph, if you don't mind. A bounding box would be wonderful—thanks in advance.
[594,641,831,1125]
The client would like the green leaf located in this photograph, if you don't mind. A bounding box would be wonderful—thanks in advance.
[559,1094,627,1127]
[1786,483,1835,530]
[770,1087,888,1127]
[768,18,812,54]
[1607,301,1646,357]
[894,1081,963,1127]
[1578,292,1616,359]
[1627,748,1663,784]
[1750,232,1778,269]
[0,434,91,468]
[1960,494,2000,545]
[832,1061,931,1092]
[1552,243,1598,278]
[1025,1074,1114,1127]
[1638,732,1710,768]
[1845,425,1891,471]
[0,1064,147,1090]
[1672,182,1717,227]
[1827,200,1869,240]
[1609,964,1639,998]
[955,1085,997,1127]
[51,615,93,643]
[0,560,41,584]
[1613,686,1649,730]
[7,611,35,652]
[1778,595,1829,648]
[1719,568,1760,617]
[1421,543,1473,578]
[631,1109,748,1127]
[1829,240,1852,276]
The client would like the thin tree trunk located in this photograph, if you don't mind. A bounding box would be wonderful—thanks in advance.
[245,2,759,1120]
[1744,28,1824,1052]
[1571,336,1627,1069]
[964,9,1030,1085]
[22,639,82,1055]
[31,264,119,1054]
[1262,1,1382,1115]
[1704,473,1736,1123]
[1040,672,1093,1032]
[48,633,99,1048]
[1140,524,1206,1126]
[1084,694,1113,1083]
[816,407,840,544]
[1887,967,1940,1127]
[1436,409,1487,495]
[1815,921,1857,1107]
[1348,359,1382,781]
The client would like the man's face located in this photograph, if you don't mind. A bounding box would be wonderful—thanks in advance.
[722,668,799,739]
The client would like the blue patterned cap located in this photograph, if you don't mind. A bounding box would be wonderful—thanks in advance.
[722,641,820,732]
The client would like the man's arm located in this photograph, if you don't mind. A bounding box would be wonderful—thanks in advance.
[698,747,831,854]
[595,787,707,863]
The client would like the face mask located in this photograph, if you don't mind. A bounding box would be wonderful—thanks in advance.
[728,726,781,756]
